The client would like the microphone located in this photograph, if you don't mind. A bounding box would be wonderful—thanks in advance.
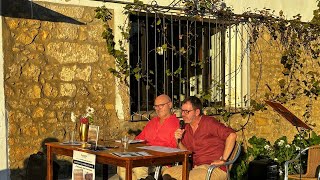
[179,120,185,129]
[178,120,185,144]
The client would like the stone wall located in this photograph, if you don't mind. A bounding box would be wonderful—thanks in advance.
[234,29,320,144]
[2,2,147,179]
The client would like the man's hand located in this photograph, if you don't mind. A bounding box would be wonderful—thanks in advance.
[174,128,185,140]
[210,160,226,166]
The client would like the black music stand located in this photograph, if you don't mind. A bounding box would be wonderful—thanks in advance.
[265,100,312,179]
[265,100,311,130]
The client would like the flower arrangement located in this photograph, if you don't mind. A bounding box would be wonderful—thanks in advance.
[77,107,95,142]
[80,107,95,124]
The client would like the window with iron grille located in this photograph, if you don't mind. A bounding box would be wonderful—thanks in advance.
[129,13,250,120]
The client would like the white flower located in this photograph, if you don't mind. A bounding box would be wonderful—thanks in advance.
[295,146,300,151]
[264,145,270,150]
[274,158,278,161]
[86,107,94,115]
[279,169,283,175]
[285,144,290,148]
[71,112,76,123]
[278,140,285,146]
[84,107,95,124]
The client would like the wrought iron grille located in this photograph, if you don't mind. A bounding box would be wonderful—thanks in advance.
[129,11,250,120]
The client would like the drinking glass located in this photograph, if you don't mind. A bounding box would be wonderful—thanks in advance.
[69,131,75,144]
[121,135,129,150]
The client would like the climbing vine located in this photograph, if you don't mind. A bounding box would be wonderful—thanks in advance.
[96,0,320,128]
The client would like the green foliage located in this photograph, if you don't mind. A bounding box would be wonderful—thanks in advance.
[95,6,131,84]
[232,132,320,179]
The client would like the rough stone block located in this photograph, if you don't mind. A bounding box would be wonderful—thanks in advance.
[15,29,39,45]
[22,63,40,81]
[46,42,99,64]
[44,83,58,98]
[60,65,77,81]
[32,107,45,118]
[75,66,91,81]
[54,23,79,40]
[60,83,76,97]
[26,85,42,99]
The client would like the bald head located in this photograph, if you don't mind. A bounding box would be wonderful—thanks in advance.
[154,94,172,122]
[155,94,171,103]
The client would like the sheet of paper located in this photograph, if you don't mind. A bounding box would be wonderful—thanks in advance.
[114,139,145,144]
[72,150,96,180]
[137,146,187,153]
[111,151,151,157]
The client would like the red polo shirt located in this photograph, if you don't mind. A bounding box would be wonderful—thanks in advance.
[182,115,235,171]
[135,114,179,148]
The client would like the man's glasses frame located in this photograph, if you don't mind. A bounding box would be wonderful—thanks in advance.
[181,109,195,114]
[153,101,170,109]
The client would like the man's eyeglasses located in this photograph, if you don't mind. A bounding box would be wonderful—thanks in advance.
[181,109,195,114]
[153,102,170,109]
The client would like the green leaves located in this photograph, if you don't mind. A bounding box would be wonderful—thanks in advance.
[156,19,161,25]
[241,131,320,178]
[95,6,112,22]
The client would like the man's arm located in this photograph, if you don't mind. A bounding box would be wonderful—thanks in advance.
[211,132,237,165]
[221,132,237,161]
[177,140,188,150]
[135,124,148,140]
[174,129,188,150]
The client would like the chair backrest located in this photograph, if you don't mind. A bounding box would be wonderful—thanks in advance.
[305,145,320,177]
[226,142,241,170]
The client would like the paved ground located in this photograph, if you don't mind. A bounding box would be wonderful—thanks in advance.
[58,165,120,180]
[59,174,120,179]
[59,175,119,180]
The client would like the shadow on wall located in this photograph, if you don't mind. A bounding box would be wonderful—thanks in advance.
[8,137,72,180]
[0,0,85,25]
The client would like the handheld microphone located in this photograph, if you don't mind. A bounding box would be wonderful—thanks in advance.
[179,120,185,129]
[178,120,185,144]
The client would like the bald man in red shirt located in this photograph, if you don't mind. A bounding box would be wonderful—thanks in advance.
[118,94,180,180]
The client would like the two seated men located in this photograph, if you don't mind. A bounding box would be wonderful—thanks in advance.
[118,95,237,180]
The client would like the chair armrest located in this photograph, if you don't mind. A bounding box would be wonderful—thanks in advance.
[284,146,310,180]
[284,159,299,180]
[205,161,233,180]
[206,143,242,180]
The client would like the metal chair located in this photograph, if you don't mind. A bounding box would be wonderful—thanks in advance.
[154,162,180,180]
[154,166,162,180]
[284,145,320,180]
[205,142,241,180]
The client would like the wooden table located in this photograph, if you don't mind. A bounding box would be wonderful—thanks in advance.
[46,142,191,180]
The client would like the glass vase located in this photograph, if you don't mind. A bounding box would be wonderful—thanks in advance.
[79,123,89,142]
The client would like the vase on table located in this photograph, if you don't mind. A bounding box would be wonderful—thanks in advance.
[79,123,89,143]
